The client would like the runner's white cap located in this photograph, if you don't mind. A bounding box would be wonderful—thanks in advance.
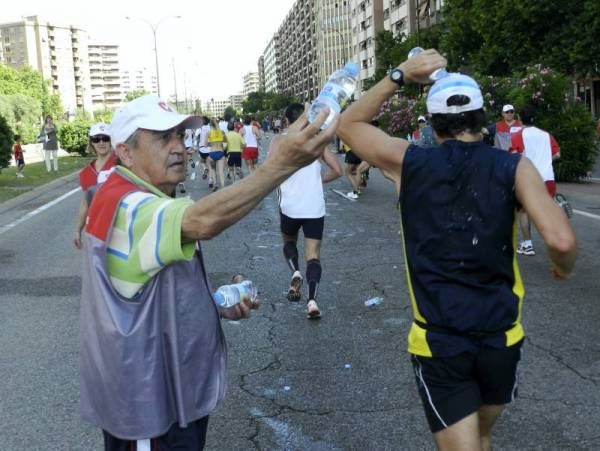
[502,104,515,112]
[426,73,483,114]
[110,94,202,146]
[89,122,110,137]
[417,115,426,122]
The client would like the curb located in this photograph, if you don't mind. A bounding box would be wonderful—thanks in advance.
[0,171,80,215]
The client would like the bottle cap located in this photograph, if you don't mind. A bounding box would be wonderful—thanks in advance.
[344,62,360,78]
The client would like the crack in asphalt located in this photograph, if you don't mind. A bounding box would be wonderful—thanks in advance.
[526,337,599,386]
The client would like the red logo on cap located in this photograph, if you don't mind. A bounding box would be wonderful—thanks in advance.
[158,101,173,112]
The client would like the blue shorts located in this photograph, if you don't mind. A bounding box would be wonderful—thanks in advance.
[209,151,224,161]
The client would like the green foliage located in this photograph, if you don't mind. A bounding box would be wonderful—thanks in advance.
[58,117,92,156]
[0,94,43,144]
[548,103,599,181]
[0,64,63,119]
[223,106,239,120]
[241,91,298,115]
[93,109,114,123]
[441,0,599,77]
[0,114,13,169]
[124,89,150,102]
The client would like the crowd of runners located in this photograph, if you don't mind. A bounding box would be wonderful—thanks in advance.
[72,48,579,451]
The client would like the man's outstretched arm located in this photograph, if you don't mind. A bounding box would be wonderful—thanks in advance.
[338,49,446,179]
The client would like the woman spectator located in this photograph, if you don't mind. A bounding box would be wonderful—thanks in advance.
[73,123,117,249]
[39,116,59,172]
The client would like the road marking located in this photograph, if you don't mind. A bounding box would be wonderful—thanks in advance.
[573,209,600,221]
[0,187,80,236]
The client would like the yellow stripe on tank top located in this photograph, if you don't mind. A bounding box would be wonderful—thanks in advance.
[506,218,525,346]
[399,217,433,357]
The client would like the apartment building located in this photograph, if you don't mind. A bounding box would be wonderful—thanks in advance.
[229,94,244,112]
[88,43,123,110]
[316,0,353,87]
[203,98,230,118]
[121,68,158,96]
[263,34,280,93]
[384,0,445,38]
[350,0,385,90]
[243,71,260,96]
[277,0,318,102]
[0,15,92,114]
[257,56,266,92]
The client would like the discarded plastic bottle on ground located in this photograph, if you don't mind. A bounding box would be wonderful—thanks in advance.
[407,47,448,82]
[213,280,258,308]
[308,62,360,130]
[364,296,384,307]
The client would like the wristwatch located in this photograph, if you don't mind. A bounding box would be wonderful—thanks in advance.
[389,68,404,87]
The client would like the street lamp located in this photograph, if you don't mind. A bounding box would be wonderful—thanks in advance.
[125,15,181,98]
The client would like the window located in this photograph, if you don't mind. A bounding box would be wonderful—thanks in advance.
[383,8,390,19]
[362,59,368,69]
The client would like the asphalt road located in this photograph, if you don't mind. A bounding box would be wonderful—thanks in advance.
[1,140,600,450]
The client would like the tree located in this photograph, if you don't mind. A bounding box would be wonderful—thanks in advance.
[241,92,265,114]
[440,0,600,77]
[0,113,13,170]
[125,89,150,102]
[223,106,239,120]
[93,109,114,124]
[58,117,92,156]
[0,94,43,144]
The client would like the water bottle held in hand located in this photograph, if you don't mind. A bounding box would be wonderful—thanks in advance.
[308,62,360,130]
[213,280,258,308]
[407,47,448,82]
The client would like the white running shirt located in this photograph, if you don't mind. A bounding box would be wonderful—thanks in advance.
[198,125,211,153]
[279,160,325,218]
[242,125,258,148]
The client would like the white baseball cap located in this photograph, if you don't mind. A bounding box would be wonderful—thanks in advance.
[502,104,515,112]
[89,122,110,137]
[110,94,202,146]
[426,73,484,114]
[417,115,426,122]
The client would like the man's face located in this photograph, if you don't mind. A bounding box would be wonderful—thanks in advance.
[502,109,515,122]
[120,126,186,194]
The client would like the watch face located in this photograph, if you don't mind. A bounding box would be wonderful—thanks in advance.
[391,70,402,82]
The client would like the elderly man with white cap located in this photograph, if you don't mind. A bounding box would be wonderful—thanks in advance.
[338,50,577,450]
[79,95,337,450]
[493,103,523,150]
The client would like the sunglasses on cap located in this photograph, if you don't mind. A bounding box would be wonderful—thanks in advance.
[418,119,426,123]
[504,110,515,114]
[91,135,110,143]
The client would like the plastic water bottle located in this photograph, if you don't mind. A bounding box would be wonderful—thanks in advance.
[213,280,258,308]
[407,47,448,82]
[308,62,360,129]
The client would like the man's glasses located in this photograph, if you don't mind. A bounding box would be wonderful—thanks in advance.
[91,136,110,143]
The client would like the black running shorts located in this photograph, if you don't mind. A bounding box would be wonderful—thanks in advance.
[227,152,242,167]
[411,340,523,433]
[280,213,325,240]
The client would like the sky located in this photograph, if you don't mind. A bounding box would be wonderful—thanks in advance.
[3,0,296,102]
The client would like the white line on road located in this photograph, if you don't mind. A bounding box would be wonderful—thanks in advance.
[0,187,80,237]
[573,209,600,221]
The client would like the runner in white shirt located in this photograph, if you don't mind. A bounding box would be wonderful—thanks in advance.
[275,103,342,319]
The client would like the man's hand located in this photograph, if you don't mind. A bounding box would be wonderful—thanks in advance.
[219,297,260,321]
[265,108,339,171]
[398,49,447,84]
[73,230,82,250]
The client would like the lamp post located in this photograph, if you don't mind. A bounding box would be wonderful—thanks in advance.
[125,15,181,98]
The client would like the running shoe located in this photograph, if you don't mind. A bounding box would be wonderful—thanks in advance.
[208,182,214,189]
[346,191,359,200]
[306,300,321,319]
[178,183,186,194]
[226,172,232,180]
[517,242,535,256]
[287,271,303,302]
[555,193,573,218]
[202,168,208,180]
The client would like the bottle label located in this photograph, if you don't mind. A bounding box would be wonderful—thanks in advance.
[319,83,346,107]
